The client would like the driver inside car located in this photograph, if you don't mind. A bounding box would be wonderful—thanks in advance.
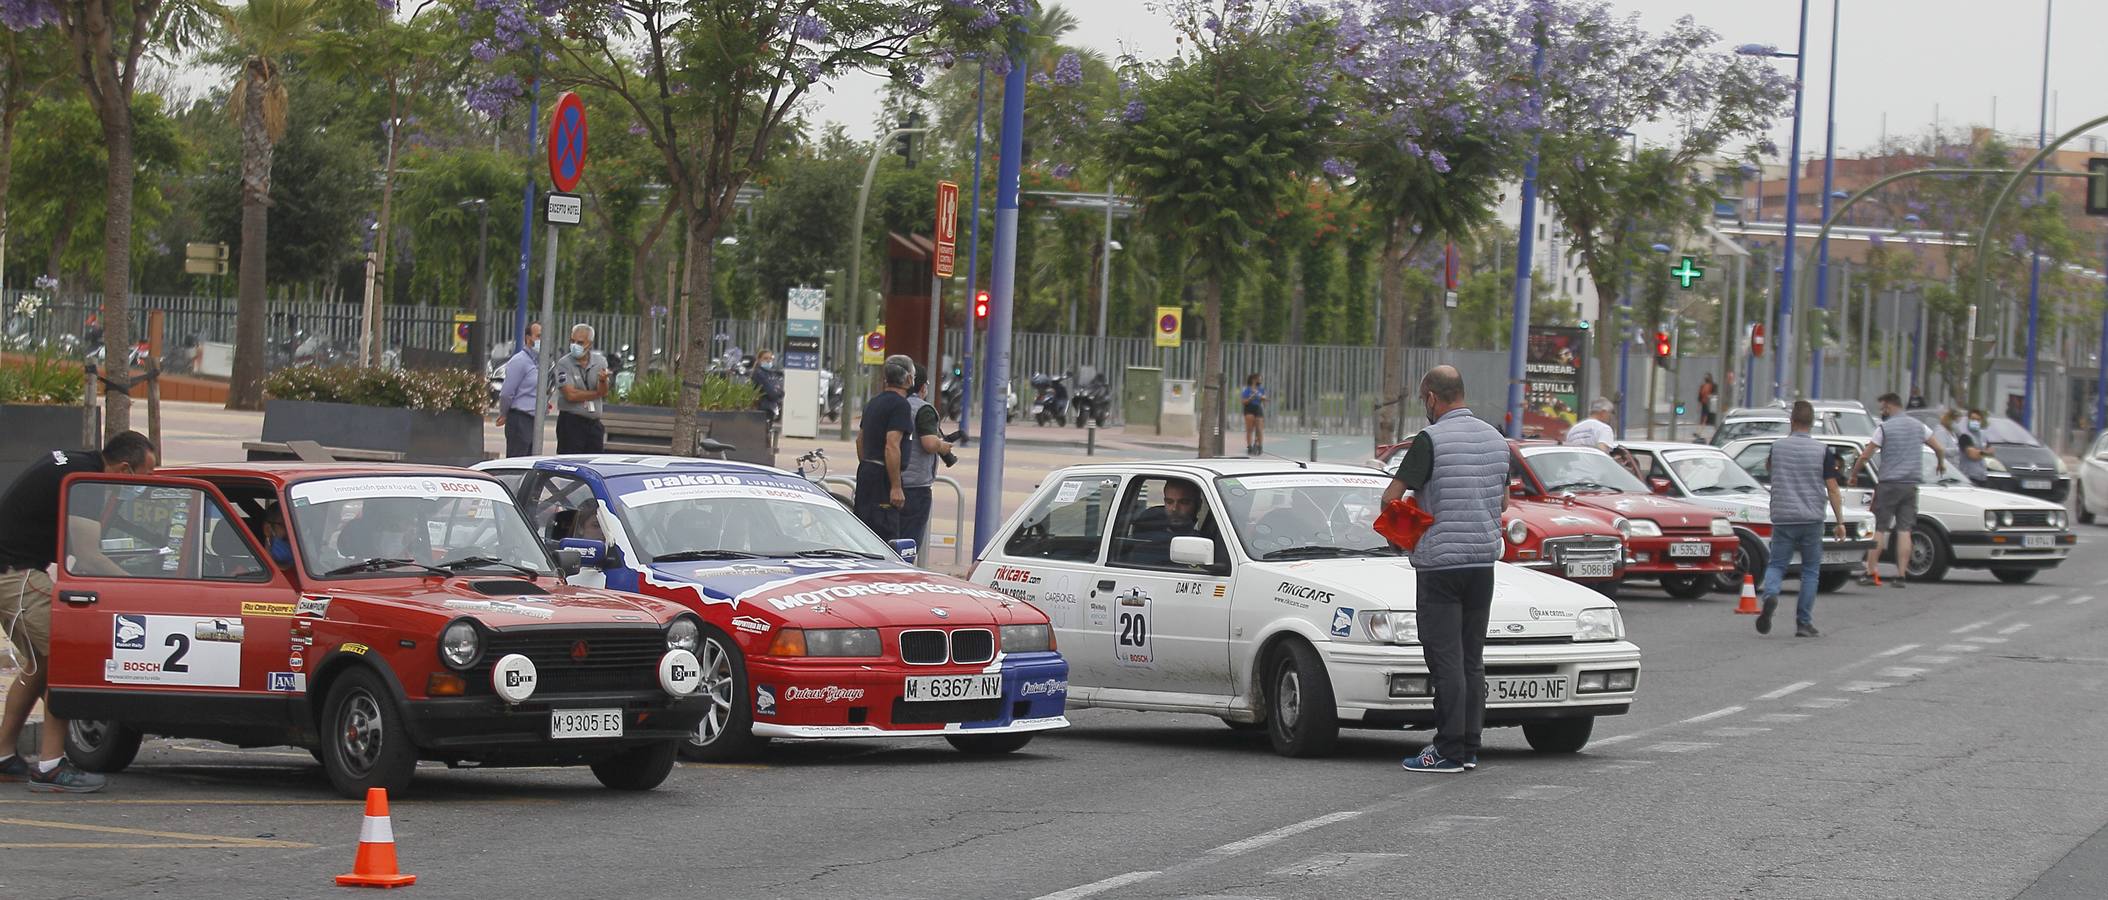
[336,499,430,563]
[1124,480,1221,565]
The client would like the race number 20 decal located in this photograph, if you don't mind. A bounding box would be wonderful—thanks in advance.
[104,614,241,687]
[1114,588,1153,669]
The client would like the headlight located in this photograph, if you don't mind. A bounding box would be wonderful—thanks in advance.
[1359,610,1418,645]
[1999,511,2014,527]
[1001,623,1054,652]
[1709,518,1733,537]
[1985,510,1999,531]
[1986,457,2009,473]
[1574,607,1624,642]
[1626,519,1663,537]
[2057,458,2070,476]
[2053,510,2067,529]
[804,627,880,657]
[1504,518,1529,545]
[439,619,480,670]
[665,616,701,652]
[1613,517,1631,538]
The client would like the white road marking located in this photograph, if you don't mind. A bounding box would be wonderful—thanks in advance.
[1998,622,2033,635]
[1705,726,1771,738]
[1034,871,1162,900]
[1266,853,1406,878]
[1592,734,1636,746]
[1207,811,1363,856]
[1756,713,1812,723]
[2094,576,2108,586]
[1877,667,1928,679]
[1907,655,1958,665]
[1504,785,1583,801]
[1874,644,1922,657]
[1681,706,1746,725]
[1641,742,1717,753]
[1798,697,1853,708]
[1757,681,1816,701]
[1940,643,1985,653]
[2032,595,2062,606]
[1404,815,1502,835]
[1966,636,2009,644]
[2071,595,2096,606]
[1952,620,1996,634]
[1839,681,1896,692]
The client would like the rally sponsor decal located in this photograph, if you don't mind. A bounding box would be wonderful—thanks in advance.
[720,564,795,577]
[1114,589,1152,669]
[443,598,557,620]
[340,642,370,655]
[1087,598,1111,627]
[290,476,511,506]
[267,672,307,693]
[754,685,778,717]
[616,472,836,509]
[716,571,1014,614]
[1020,678,1068,697]
[782,685,866,703]
[1274,581,1336,610]
[295,596,332,617]
[241,601,297,618]
[993,566,1041,585]
[731,616,771,634]
[104,615,241,687]
[1330,607,1356,638]
[1527,607,1574,619]
[639,559,918,608]
[1223,473,1390,491]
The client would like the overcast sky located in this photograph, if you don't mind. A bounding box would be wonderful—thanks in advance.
[806,0,2108,158]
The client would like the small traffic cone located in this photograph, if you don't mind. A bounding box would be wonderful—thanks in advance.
[1734,575,1761,615]
[336,787,416,888]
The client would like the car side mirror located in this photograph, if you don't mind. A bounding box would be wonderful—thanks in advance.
[559,538,613,570]
[891,539,919,565]
[1169,535,1215,567]
[1508,476,1526,496]
[1648,477,1673,495]
[554,548,584,576]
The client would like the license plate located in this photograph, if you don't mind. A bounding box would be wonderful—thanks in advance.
[550,708,624,739]
[2023,534,2055,548]
[2023,479,2051,491]
[1668,541,1712,558]
[1565,560,1614,579]
[1485,677,1568,703]
[1822,550,1856,564]
[904,674,1004,702]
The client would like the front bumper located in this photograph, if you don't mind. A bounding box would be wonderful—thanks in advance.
[1818,537,1876,572]
[1515,558,1625,584]
[1626,535,1736,577]
[1982,472,2070,503]
[747,651,1070,739]
[1946,530,2075,568]
[1321,640,1640,727]
[404,691,707,761]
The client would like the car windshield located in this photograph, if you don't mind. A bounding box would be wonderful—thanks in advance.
[607,472,894,560]
[1979,417,2040,446]
[287,475,553,578]
[1666,450,1763,494]
[1828,409,1875,436]
[1523,447,1650,493]
[1214,473,1395,560]
[1869,446,1968,486]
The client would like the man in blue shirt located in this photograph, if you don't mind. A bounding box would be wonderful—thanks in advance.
[493,322,542,458]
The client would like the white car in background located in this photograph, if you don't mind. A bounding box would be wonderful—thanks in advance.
[1610,441,1875,594]
[1721,435,2075,584]
[969,460,1642,758]
[2078,432,2108,524]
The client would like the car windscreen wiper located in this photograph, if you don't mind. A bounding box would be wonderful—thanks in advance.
[435,555,542,577]
[1260,545,1368,561]
[324,557,450,577]
[653,549,767,562]
[792,548,886,560]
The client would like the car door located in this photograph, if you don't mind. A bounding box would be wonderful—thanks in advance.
[1097,475,1233,698]
[2084,435,2108,517]
[987,473,1122,686]
[46,475,302,729]
[519,470,610,587]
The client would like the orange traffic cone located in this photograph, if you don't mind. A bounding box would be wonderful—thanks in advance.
[336,787,416,888]
[1734,574,1761,615]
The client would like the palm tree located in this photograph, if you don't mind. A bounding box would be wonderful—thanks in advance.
[223,0,323,411]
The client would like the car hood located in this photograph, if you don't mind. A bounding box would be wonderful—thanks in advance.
[1556,492,1721,529]
[323,577,681,627]
[1506,501,1623,537]
[639,558,1042,628]
[1255,558,1608,641]
[1682,490,1873,526]
[1924,483,2067,511]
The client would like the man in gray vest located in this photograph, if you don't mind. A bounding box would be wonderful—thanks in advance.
[1759,401,1849,637]
[553,323,611,454]
[1850,392,1946,587]
[1382,366,1506,774]
[899,362,958,562]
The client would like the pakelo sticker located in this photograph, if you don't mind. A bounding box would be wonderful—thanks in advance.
[104,615,241,687]
[241,601,297,618]
[1114,589,1152,669]
[1330,607,1356,638]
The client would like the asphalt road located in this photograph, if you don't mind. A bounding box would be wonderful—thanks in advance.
[10,530,2108,898]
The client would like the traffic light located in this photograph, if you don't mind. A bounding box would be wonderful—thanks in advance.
[973,290,990,326]
[1653,330,1671,367]
[1579,319,1591,330]
[894,113,923,169]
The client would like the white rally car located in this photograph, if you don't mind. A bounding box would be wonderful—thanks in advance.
[1611,441,1877,594]
[969,460,1642,758]
[1721,435,2075,583]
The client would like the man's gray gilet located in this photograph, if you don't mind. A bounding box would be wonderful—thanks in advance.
[902,396,939,489]
[1767,433,1829,525]
[1412,408,1507,571]
[1874,415,1927,484]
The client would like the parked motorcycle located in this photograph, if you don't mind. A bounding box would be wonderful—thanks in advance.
[819,368,843,423]
[1070,367,1111,428]
[1030,372,1069,427]
[940,365,965,421]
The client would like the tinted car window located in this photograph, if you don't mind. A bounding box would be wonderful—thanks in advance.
[65,483,269,582]
[1003,475,1120,563]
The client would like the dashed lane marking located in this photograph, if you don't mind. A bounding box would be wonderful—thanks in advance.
[2071,595,2096,606]
[1798,697,1853,709]
[1877,667,1928,679]
[1033,871,1163,900]
[1405,815,1502,835]
[1998,622,2033,635]
[1640,742,1717,753]
[1952,620,1996,634]
[1266,853,1408,878]
[1840,681,1897,693]
[1207,811,1363,856]
[1592,734,1636,746]
[1940,644,1986,653]
[1504,785,1583,801]
[2032,595,2062,606]
[1757,681,1817,700]
[1756,713,1811,723]
[1908,655,1958,665]
[1681,706,1745,725]
[1875,644,1922,657]
[0,817,315,850]
[2093,576,2108,586]
[1966,636,2009,644]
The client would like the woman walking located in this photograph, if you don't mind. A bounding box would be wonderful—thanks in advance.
[1241,373,1268,456]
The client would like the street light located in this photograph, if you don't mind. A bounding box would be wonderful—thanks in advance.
[1809,0,1841,399]
[1737,3,1810,402]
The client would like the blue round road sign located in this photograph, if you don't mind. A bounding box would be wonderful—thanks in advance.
[547,92,588,193]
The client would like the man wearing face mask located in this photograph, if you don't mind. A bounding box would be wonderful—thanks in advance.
[1954,408,1993,485]
[258,503,293,570]
[553,323,611,454]
[494,322,542,458]
[750,349,785,423]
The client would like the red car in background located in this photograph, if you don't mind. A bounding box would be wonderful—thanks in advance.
[1374,441,1630,596]
[1508,442,1738,599]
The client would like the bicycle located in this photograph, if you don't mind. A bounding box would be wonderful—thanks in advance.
[793,448,828,482]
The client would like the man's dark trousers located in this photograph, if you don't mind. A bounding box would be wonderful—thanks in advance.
[556,412,605,454]
[899,486,933,552]
[853,461,900,541]
[1418,565,1495,761]
[504,410,536,458]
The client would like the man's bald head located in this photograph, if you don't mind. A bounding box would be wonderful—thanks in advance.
[1421,366,1466,404]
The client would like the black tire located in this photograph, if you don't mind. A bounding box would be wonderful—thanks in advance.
[1522,717,1594,753]
[1905,521,1950,582]
[2080,483,2095,524]
[320,667,418,799]
[1034,412,1049,426]
[678,629,770,762]
[945,733,1035,755]
[1660,575,1712,600]
[1264,640,1339,758]
[1817,571,1851,593]
[63,720,142,773]
[591,741,678,790]
[1991,567,2038,584]
[1713,532,1767,594]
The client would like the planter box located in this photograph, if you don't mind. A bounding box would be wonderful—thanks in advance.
[0,403,95,487]
[602,404,773,466]
[259,399,484,468]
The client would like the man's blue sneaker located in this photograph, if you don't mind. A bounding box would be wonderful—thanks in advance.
[1402,746,1465,774]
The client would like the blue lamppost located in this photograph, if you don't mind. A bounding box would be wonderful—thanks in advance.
[1809,0,1840,399]
[2021,0,2054,430]
[1738,0,1811,400]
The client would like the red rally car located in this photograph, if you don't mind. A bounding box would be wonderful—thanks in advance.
[1507,442,1738,599]
[46,464,710,798]
[1374,440,1630,595]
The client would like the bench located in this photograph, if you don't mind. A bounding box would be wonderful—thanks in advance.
[243,440,407,464]
[599,410,742,458]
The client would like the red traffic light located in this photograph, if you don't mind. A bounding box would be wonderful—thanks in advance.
[973,290,990,321]
[1653,331,1671,358]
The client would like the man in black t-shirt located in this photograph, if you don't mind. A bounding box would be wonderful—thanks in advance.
[854,356,917,541]
[0,431,157,794]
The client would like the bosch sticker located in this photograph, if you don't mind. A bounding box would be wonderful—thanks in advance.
[104,615,241,687]
[1114,589,1152,669]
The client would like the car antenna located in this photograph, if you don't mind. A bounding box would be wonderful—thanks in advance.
[1258,452,1309,469]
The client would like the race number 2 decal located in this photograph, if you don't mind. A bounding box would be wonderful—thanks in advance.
[104,615,241,687]
[1114,588,1153,669]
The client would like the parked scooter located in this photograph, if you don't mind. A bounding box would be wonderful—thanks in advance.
[1029,372,1070,426]
[1070,367,1111,428]
[940,365,965,421]
[818,368,843,423]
